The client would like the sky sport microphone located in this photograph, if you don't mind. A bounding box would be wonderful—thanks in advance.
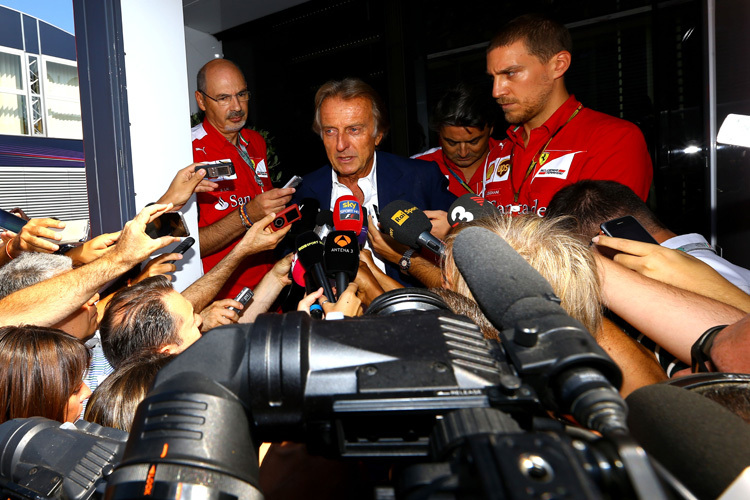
[379,200,445,256]
[295,231,335,302]
[314,209,334,242]
[448,194,500,227]
[333,195,363,235]
[626,383,750,500]
[452,226,625,436]
[324,230,359,295]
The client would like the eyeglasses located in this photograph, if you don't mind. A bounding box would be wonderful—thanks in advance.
[200,90,250,106]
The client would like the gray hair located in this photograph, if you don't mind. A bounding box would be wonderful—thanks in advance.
[311,77,389,139]
[0,253,72,300]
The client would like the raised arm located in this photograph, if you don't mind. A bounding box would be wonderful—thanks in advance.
[596,254,745,363]
[0,204,178,327]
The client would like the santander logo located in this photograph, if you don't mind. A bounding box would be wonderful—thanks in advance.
[214,197,230,211]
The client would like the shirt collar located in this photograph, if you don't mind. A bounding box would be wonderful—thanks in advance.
[330,152,379,205]
[506,94,581,148]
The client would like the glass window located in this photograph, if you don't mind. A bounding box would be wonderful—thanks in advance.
[0,50,27,135]
[44,59,82,139]
[0,93,27,134]
[0,51,22,90]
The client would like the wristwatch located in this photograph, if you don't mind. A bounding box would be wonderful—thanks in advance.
[399,249,415,274]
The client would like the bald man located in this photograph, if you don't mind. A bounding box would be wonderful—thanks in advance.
[192,59,294,299]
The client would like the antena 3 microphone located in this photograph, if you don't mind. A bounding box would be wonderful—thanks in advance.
[333,195,363,235]
[379,200,445,256]
[324,230,360,296]
[448,194,500,227]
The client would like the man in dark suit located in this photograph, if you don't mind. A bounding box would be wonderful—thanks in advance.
[293,78,455,284]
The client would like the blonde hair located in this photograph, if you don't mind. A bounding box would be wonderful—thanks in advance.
[442,214,602,334]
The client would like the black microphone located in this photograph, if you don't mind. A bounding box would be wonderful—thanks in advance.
[379,200,445,256]
[358,207,369,249]
[324,231,360,297]
[448,194,499,227]
[313,210,334,242]
[627,383,750,500]
[452,226,625,435]
[297,197,321,233]
[295,232,335,302]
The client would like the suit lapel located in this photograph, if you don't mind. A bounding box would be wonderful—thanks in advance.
[376,153,407,206]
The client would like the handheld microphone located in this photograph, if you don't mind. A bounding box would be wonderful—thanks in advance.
[452,226,624,435]
[448,194,500,227]
[291,254,307,288]
[333,195,363,235]
[313,210,334,242]
[379,200,445,256]
[358,207,369,248]
[297,198,321,233]
[324,231,360,296]
[627,383,750,500]
[295,232,335,302]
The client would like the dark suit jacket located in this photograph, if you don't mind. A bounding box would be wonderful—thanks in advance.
[293,151,457,285]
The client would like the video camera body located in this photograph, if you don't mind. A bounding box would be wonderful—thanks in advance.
[0,228,667,499]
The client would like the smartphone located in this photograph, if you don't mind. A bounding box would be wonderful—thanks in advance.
[196,160,236,180]
[283,175,303,189]
[145,212,190,239]
[271,204,302,231]
[600,215,657,244]
[165,237,195,264]
[42,219,90,245]
[0,208,27,233]
[229,287,254,313]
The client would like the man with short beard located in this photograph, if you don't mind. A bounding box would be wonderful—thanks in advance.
[484,14,652,216]
[192,59,295,299]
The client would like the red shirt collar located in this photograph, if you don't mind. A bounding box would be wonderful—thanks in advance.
[506,95,581,148]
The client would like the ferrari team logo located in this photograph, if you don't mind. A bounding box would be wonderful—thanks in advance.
[539,152,550,165]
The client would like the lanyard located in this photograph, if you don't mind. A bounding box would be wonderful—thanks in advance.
[510,104,582,203]
[235,134,265,193]
[444,163,476,195]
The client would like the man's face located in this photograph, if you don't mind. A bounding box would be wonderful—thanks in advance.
[487,40,556,126]
[163,291,202,353]
[320,96,383,180]
[196,62,248,140]
[439,125,492,170]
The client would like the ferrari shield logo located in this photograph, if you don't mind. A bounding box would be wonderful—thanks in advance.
[539,152,550,165]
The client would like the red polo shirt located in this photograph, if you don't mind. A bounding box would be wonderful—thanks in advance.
[192,120,274,299]
[482,95,653,216]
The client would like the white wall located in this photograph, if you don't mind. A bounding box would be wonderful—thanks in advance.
[119,0,202,292]
[185,26,223,116]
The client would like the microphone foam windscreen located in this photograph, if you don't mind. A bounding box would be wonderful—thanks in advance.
[297,198,321,233]
[324,230,360,278]
[291,255,306,287]
[452,226,560,330]
[295,231,324,268]
[448,194,500,226]
[379,200,432,248]
[626,383,750,500]
[316,210,334,228]
[333,195,363,235]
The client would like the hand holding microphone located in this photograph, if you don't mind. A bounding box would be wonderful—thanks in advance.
[379,200,446,256]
